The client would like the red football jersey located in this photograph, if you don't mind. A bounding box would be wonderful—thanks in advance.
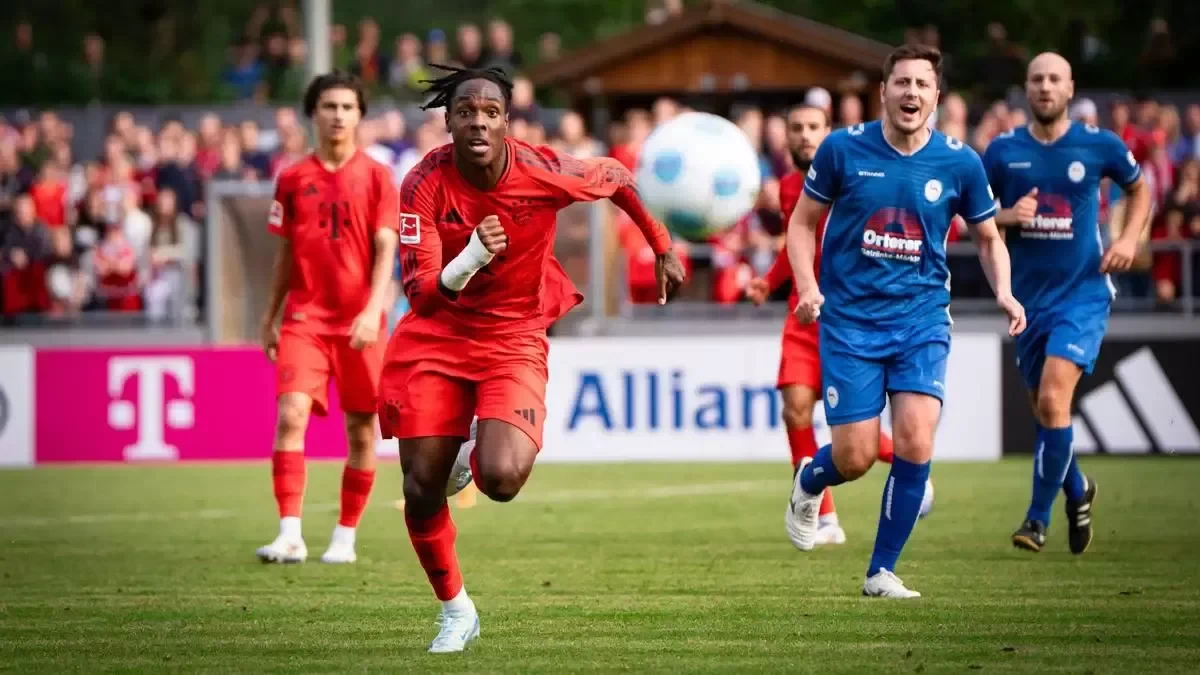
[269,151,399,333]
[766,170,828,310]
[398,137,671,336]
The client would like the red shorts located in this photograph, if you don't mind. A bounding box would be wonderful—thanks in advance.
[378,327,549,448]
[777,317,820,391]
[275,323,386,416]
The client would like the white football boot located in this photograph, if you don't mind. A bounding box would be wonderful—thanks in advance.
[863,568,921,598]
[428,605,480,653]
[320,525,357,564]
[785,457,822,551]
[256,535,308,564]
[445,418,478,497]
[814,523,847,546]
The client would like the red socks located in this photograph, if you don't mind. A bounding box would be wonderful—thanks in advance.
[338,466,376,528]
[272,451,307,518]
[787,426,837,516]
[877,432,895,464]
[786,426,817,470]
[405,505,463,601]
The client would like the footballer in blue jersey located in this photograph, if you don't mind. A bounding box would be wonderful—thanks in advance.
[983,53,1151,556]
[783,44,1026,598]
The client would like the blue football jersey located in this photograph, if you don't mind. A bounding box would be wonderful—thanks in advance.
[982,123,1141,311]
[803,121,998,330]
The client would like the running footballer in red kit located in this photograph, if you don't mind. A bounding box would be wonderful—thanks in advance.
[256,71,400,566]
[746,104,897,549]
[382,65,686,654]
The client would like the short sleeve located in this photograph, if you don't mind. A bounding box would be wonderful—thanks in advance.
[803,134,840,204]
[958,152,999,225]
[374,167,400,232]
[980,143,1006,206]
[268,174,294,238]
[1100,130,1142,187]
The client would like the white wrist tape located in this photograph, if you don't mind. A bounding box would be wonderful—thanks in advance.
[439,229,496,291]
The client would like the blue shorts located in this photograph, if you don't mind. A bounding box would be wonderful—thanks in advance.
[819,320,950,426]
[1014,301,1110,391]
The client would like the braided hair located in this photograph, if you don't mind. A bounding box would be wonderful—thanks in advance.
[419,64,513,112]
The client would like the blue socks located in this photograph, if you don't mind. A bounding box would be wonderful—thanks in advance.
[1027,424,1073,526]
[868,455,931,577]
[1062,452,1087,503]
[799,444,846,495]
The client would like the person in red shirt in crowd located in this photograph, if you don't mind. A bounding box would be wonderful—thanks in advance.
[90,221,142,312]
[257,70,400,567]
[1,194,52,315]
[745,104,899,548]
[28,161,67,228]
[384,65,685,653]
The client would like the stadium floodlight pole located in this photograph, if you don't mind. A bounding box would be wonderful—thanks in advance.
[303,0,332,80]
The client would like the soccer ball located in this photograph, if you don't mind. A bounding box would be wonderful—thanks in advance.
[635,112,763,242]
[919,479,934,519]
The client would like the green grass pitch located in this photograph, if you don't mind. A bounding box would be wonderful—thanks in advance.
[1,458,1198,673]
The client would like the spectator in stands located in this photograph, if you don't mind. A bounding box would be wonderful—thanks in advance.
[377,111,411,158]
[456,24,485,69]
[351,18,387,89]
[68,33,112,103]
[552,112,602,159]
[258,107,299,153]
[389,33,432,99]
[271,127,309,178]
[763,113,790,178]
[213,131,254,181]
[223,37,265,101]
[29,161,67,228]
[652,97,680,127]
[194,114,223,179]
[87,220,141,312]
[74,189,108,254]
[0,143,27,220]
[262,32,292,100]
[120,187,152,263]
[275,37,309,103]
[361,119,396,167]
[1069,97,1099,126]
[538,32,561,62]
[144,187,199,323]
[1152,206,1187,305]
[329,24,351,70]
[425,29,450,68]
[509,76,540,122]
[610,109,651,170]
[1,195,52,315]
[238,121,272,178]
[4,19,50,104]
[395,123,444,183]
[1158,105,1191,165]
[155,133,201,219]
[804,87,833,120]
[838,95,864,128]
[44,225,86,316]
[485,19,523,73]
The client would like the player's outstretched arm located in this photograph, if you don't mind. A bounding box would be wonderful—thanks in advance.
[785,193,825,323]
[969,217,1025,336]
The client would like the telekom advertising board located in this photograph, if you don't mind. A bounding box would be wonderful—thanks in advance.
[34,348,351,463]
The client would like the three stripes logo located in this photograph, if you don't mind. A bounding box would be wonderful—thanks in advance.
[514,408,537,426]
[1070,347,1200,455]
[443,208,465,225]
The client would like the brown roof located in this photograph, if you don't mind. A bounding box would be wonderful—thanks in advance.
[528,0,894,89]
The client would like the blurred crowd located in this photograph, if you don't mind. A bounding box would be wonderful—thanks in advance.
[2,8,1199,324]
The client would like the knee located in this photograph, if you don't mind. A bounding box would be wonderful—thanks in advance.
[275,398,310,439]
[781,402,812,430]
[837,446,876,479]
[477,450,530,503]
[1035,387,1072,425]
[402,464,445,516]
[891,424,934,462]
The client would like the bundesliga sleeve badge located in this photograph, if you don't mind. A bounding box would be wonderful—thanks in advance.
[400,213,421,244]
